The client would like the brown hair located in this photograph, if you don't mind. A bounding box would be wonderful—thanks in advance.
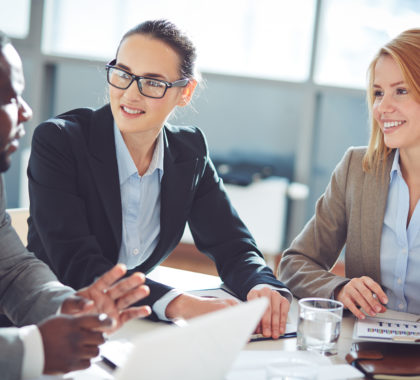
[116,19,197,80]
[363,28,420,172]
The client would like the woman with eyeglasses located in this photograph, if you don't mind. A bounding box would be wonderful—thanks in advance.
[27,20,290,338]
[278,28,420,318]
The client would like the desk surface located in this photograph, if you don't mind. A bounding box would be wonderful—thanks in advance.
[41,266,364,380]
[115,267,360,370]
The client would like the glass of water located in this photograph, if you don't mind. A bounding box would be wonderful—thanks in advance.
[296,298,343,355]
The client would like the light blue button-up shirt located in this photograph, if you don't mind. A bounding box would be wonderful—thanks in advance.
[115,124,163,269]
[114,124,182,320]
[380,149,420,314]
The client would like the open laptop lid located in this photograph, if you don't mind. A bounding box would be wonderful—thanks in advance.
[114,298,268,380]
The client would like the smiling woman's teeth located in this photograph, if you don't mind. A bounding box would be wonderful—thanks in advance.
[123,106,143,114]
[384,120,405,129]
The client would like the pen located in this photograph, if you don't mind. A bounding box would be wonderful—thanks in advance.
[392,336,420,343]
[250,332,297,342]
[101,355,117,370]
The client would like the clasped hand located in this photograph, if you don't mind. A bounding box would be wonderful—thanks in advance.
[61,263,151,330]
[39,264,151,374]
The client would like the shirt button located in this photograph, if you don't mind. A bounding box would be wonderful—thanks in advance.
[398,304,404,309]
[132,248,140,255]
[397,278,402,284]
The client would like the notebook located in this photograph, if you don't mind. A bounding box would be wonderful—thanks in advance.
[109,298,268,380]
[353,309,420,344]
[354,316,420,343]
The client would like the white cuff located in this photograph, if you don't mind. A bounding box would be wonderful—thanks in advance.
[19,325,44,379]
[152,289,184,321]
[251,284,293,303]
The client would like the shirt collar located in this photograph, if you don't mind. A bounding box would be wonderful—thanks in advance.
[389,148,401,183]
[114,123,164,185]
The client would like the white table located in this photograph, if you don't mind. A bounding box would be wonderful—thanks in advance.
[37,266,364,379]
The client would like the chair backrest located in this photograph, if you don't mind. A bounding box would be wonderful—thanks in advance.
[6,207,29,245]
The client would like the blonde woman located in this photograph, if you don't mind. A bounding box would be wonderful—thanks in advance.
[279,29,420,319]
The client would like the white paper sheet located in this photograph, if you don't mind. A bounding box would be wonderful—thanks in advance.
[226,351,363,380]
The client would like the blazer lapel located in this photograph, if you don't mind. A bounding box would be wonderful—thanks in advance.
[87,105,122,248]
[140,126,200,271]
[360,152,395,283]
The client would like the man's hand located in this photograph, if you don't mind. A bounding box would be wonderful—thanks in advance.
[39,314,113,374]
[165,293,238,320]
[247,287,290,339]
[61,264,151,330]
[336,276,388,319]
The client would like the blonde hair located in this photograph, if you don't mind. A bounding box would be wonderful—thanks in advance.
[363,28,420,172]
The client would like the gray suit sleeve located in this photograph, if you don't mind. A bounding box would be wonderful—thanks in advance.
[0,176,74,326]
[0,175,74,378]
[0,327,24,380]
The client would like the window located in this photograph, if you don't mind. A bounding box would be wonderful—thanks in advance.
[0,0,31,38]
[315,0,420,88]
[42,0,316,81]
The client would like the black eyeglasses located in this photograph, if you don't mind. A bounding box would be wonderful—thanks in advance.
[105,59,189,99]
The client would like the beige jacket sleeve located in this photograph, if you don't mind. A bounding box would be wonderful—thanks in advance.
[279,146,392,300]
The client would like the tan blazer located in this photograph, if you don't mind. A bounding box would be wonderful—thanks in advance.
[278,147,394,299]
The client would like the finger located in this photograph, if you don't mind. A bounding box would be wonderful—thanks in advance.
[352,280,380,316]
[74,328,106,346]
[75,266,130,318]
[269,292,281,339]
[339,279,373,316]
[115,284,150,310]
[247,288,273,337]
[337,283,366,319]
[278,297,290,336]
[107,272,146,301]
[90,264,127,292]
[119,306,152,324]
[361,277,388,310]
[341,293,365,319]
[78,345,101,359]
[257,293,272,338]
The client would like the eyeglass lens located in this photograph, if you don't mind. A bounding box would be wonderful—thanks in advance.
[107,67,167,98]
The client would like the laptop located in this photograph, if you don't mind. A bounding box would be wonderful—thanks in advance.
[110,298,268,380]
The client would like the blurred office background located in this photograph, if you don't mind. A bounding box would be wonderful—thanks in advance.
[1,0,420,262]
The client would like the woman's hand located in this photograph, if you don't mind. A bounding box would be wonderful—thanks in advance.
[336,276,388,319]
[165,293,238,320]
[247,287,290,339]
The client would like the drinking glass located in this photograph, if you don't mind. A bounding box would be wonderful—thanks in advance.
[296,298,343,355]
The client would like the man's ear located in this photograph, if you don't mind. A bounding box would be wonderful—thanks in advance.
[178,79,197,107]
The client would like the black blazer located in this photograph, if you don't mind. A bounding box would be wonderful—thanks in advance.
[27,104,286,310]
